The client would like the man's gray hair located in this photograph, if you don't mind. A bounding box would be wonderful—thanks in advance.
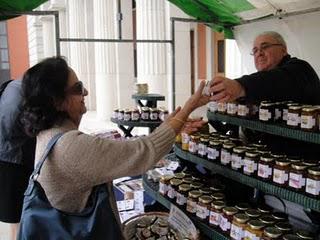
[257,31,287,47]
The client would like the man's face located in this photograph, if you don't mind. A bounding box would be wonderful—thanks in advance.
[252,35,287,71]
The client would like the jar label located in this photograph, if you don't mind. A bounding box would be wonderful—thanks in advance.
[198,143,207,156]
[131,112,140,121]
[159,182,168,195]
[231,154,242,169]
[244,230,260,240]
[289,172,306,189]
[188,141,198,153]
[181,133,190,144]
[219,216,231,232]
[238,105,249,116]
[176,192,187,206]
[196,204,209,219]
[221,150,231,165]
[287,112,300,126]
[207,147,219,160]
[230,224,244,240]
[227,103,237,115]
[282,109,288,121]
[167,186,176,199]
[306,178,320,195]
[258,163,272,178]
[218,102,227,112]
[150,112,158,120]
[141,112,149,120]
[186,200,197,213]
[209,211,221,226]
[273,169,288,184]
[244,159,257,174]
[208,101,218,112]
[123,113,131,121]
[301,115,316,129]
[259,109,271,121]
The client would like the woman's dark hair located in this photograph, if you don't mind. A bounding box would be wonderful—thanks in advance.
[21,56,70,137]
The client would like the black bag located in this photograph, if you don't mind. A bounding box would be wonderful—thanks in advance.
[18,133,123,240]
[0,79,12,97]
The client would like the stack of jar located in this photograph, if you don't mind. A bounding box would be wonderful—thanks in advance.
[112,107,168,121]
[177,131,320,199]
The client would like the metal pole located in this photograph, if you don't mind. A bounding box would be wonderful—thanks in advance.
[54,12,61,56]
[117,0,122,40]
[171,18,175,110]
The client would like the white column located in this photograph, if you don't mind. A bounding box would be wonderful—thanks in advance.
[136,0,167,104]
[93,0,117,120]
[41,16,55,58]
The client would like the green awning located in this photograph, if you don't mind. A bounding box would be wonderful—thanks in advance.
[0,0,47,20]
[168,0,255,38]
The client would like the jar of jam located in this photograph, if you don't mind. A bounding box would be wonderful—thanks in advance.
[244,220,266,240]
[257,205,273,215]
[287,105,302,129]
[259,101,274,122]
[207,139,222,161]
[176,184,191,207]
[237,102,251,118]
[112,109,119,119]
[131,108,140,121]
[249,143,268,151]
[282,102,296,123]
[305,166,320,198]
[141,107,150,120]
[208,101,218,113]
[273,159,291,186]
[262,227,283,239]
[150,108,159,121]
[244,151,260,176]
[175,133,182,143]
[118,109,124,120]
[245,209,261,219]
[182,177,193,184]
[123,109,131,121]
[235,203,250,213]
[221,142,236,167]
[300,107,317,131]
[174,172,185,179]
[230,213,250,240]
[272,212,288,222]
[167,178,182,201]
[227,102,238,116]
[159,108,169,121]
[287,156,301,164]
[282,234,302,240]
[200,187,212,196]
[196,195,213,221]
[190,182,204,190]
[159,174,174,195]
[289,162,307,191]
[220,207,239,234]
[186,190,202,214]
[188,134,200,154]
[210,182,226,193]
[231,147,246,171]
[274,222,292,234]
[218,102,227,114]
[259,215,276,226]
[211,192,225,201]
[274,102,283,122]
[296,230,314,240]
[198,136,209,158]
[209,200,225,227]
[258,154,275,181]
[181,132,190,151]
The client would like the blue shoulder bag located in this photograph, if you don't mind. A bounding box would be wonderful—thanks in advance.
[18,133,123,240]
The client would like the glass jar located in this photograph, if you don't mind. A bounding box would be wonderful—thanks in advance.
[188,134,200,154]
[259,101,274,122]
[272,212,288,222]
[181,132,190,151]
[167,178,182,201]
[230,213,250,240]
[259,215,276,226]
[305,166,320,198]
[176,184,191,207]
[262,227,283,239]
[218,102,227,114]
[174,172,185,179]
[232,147,246,171]
[235,203,250,213]
[227,102,238,116]
[208,101,218,113]
[287,156,301,164]
[211,192,225,201]
[149,108,159,121]
[112,109,119,119]
[123,109,132,121]
[220,207,239,234]
[209,200,226,227]
[296,230,314,240]
[200,187,212,196]
[237,101,251,118]
[141,107,150,120]
[210,182,226,193]
[300,107,317,131]
[221,142,236,167]
[244,151,260,176]
[257,205,273,215]
[274,222,292,234]
[258,154,275,181]
[282,234,302,240]
[287,105,302,129]
[274,102,283,122]
[207,139,222,161]
[282,102,296,123]
[159,175,174,195]
[196,195,213,221]
[159,108,169,121]
[273,159,291,186]
[118,109,124,120]
[186,190,202,214]
[244,220,266,240]
[190,182,204,190]
[131,108,140,121]
[182,177,193,185]
[289,162,308,191]
[245,209,261,219]
[198,136,209,158]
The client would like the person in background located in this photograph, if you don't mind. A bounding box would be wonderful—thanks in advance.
[19,56,215,239]
[0,80,36,240]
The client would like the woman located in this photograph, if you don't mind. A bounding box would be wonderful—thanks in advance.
[19,56,214,238]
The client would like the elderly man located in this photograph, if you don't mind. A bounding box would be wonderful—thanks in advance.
[211,31,320,104]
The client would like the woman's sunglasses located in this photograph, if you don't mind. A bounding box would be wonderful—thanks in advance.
[66,81,85,95]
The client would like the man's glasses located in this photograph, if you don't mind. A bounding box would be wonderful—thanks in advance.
[250,43,283,56]
[65,81,85,95]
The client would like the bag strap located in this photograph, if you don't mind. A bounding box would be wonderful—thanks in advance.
[0,79,13,97]
[31,132,64,180]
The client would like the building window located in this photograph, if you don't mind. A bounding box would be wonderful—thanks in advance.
[0,22,10,83]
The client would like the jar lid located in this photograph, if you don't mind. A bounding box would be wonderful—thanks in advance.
[124,109,131,113]
[274,222,292,232]
[257,150,271,155]
[282,234,302,240]
[222,142,236,149]
[249,143,268,150]
[141,107,149,111]
[271,153,287,159]
[191,176,201,182]
[174,173,185,179]
[291,162,308,170]
[286,103,299,107]
[303,160,318,167]
[287,156,301,163]
[301,107,317,112]
[160,175,174,181]
[275,159,291,167]
[222,207,238,216]
[211,192,225,200]
[289,105,302,110]
[178,184,191,192]
[119,109,125,112]
[308,166,320,176]
[170,179,183,186]
[247,220,266,230]
[190,135,200,140]
[210,132,220,138]
[259,215,276,225]
[296,230,314,239]
[260,154,275,162]
[245,151,260,158]
[233,147,247,154]
[211,200,225,209]
[200,187,212,195]
[188,190,202,198]
[245,209,261,218]
[260,101,274,107]
[182,171,191,177]
[199,195,213,204]
[210,183,225,192]
[150,108,158,112]
[190,182,204,189]
[200,137,209,142]
[257,205,273,214]
[233,213,250,224]
[235,202,250,211]
[263,227,283,238]
[158,220,168,228]
[182,177,193,184]
[209,140,222,146]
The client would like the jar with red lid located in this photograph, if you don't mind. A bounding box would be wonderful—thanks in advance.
[231,147,246,171]
[273,159,291,186]
[305,166,320,198]
[220,207,239,234]
[258,154,275,181]
[289,162,307,191]
[221,142,236,167]
[209,200,225,227]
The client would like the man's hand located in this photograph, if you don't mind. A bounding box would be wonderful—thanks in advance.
[210,76,245,102]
